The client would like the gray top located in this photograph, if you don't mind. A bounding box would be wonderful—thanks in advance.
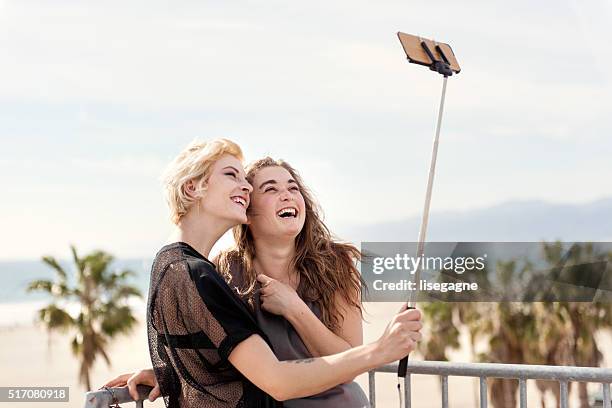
[247,283,370,408]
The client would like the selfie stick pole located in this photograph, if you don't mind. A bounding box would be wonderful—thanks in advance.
[396,34,457,408]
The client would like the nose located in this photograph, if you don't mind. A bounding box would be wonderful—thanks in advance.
[241,179,253,194]
[279,189,291,201]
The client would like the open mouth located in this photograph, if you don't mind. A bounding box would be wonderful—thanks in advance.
[231,196,247,208]
[276,207,298,218]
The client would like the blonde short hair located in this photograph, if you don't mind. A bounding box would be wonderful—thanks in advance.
[162,139,244,224]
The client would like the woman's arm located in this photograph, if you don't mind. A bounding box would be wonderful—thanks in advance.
[103,306,422,403]
[230,306,421,401]
[284,291,362,357]
[258,274,362,357]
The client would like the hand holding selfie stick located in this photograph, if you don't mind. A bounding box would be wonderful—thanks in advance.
[395,32,461,408]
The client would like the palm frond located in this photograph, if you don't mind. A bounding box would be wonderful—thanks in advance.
[26,279,53,294]
[71,335,81,356]
[100,305,138,336]
[41,256,68,281]
[93,333,112,367]
[70,245,85,282]
[110,285,142,301]
[37,304,75,332]
[83,251,114,284]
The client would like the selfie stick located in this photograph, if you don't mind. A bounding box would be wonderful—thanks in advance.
[395,32,460,408]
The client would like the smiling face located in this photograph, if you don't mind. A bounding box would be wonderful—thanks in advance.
[247,165,306,240]
[198,154,252,225]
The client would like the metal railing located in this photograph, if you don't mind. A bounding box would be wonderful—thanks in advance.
[368,361,612,408]
[84,385,152,408]
[83,361,612,408]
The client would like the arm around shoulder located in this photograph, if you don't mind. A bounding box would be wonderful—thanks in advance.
[228,333,382,401]
[228,306,422,401]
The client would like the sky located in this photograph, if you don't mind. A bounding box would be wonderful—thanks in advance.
[0,0,611,260]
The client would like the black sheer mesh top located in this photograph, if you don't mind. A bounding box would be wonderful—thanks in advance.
[147,242,281,408]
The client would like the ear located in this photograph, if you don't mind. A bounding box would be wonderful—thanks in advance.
[184,179,198,199]
[185,177,208,199]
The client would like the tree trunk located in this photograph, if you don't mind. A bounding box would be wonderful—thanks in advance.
[578,382,589,408]
[85,372,91,392]
[490,378,518,408]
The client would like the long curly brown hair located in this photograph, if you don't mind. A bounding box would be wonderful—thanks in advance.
[216,157,365,331]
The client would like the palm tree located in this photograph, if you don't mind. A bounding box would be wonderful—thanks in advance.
[539,241,612,407]
[419,257,489,403]
[27,246,142,390]
[420,242,612,407]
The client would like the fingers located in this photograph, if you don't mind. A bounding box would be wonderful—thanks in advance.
[405,338,417,352]
[258,274,278,297]
[127,370,152,401]
[407,308,421,321]
[409,330,423,342]
[127,375,140,401]
[256,274,272,287]
[148,385,161,402]
[101,373,132,388]
[103,370,157,401]
[396,307,422,322]
[397,328,420,353]
[399,321,423,340]
[400,319,423,332]
[393,309,424,348]
[260,296,270,310]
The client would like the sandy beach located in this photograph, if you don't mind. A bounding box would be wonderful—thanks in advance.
[0,302,609,408]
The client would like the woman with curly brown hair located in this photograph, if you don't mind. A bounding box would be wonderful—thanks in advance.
[216,157,369,406]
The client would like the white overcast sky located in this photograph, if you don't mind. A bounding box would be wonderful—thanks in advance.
[1,0,610,260]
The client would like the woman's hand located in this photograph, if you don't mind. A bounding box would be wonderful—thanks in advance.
[374,304,423,364]
[257,274,302,318]
[102,368,160,402]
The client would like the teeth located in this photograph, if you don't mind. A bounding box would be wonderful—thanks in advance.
[276,207,297,217]
[232,197,246,207]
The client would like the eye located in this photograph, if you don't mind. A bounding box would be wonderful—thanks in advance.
[225,172,237,179]
[264,187,277,193]
[290,186,299,192]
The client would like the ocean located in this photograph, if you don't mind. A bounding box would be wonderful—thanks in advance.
[0,259,153,327]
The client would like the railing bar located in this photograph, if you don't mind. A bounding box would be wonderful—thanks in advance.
[559,381,568,408]
[519,378,527,408]
[87,365,612,408]
[441,375,449,408]
[358,363,612,408]
[479,376,487,408]
[405,374,411,408]
[368,371,375,408]
[369,361,612,382]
